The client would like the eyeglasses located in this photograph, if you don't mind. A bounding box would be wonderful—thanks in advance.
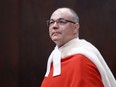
[46,18,76,26]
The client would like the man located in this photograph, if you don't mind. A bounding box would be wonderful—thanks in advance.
[41,7,116,87]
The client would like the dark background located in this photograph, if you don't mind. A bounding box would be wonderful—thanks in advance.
[0,0,116,87]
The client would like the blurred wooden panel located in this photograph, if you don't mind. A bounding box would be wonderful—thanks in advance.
[0,0,116,87]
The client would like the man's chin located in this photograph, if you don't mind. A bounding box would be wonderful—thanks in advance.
[52,38,61,43]
[52,37,60,41]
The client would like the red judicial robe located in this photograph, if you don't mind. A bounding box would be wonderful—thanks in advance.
[41,54,104,87]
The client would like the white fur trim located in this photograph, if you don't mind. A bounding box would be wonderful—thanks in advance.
[45,38,116,87]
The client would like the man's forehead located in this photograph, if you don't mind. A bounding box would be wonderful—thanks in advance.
[50,9,72,19]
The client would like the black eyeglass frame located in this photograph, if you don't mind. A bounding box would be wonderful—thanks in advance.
[46,18,76,26]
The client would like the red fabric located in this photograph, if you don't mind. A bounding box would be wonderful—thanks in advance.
[41,54,104,87]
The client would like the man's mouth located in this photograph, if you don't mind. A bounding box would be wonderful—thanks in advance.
[52,32,61,36]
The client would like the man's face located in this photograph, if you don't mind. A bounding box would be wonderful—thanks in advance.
[48,9,78,47]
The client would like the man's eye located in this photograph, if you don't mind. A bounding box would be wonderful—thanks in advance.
[59,20,66,23]
[50,21,54,24]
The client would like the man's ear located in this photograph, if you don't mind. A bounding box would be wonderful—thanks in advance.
[73,23,80,33]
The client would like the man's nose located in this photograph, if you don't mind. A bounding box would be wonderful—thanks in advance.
[52,22,59,29]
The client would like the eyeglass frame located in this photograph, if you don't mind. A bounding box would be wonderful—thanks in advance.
[46,18,76,27]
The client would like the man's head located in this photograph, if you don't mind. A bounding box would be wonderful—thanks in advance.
[47,7,80,47]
